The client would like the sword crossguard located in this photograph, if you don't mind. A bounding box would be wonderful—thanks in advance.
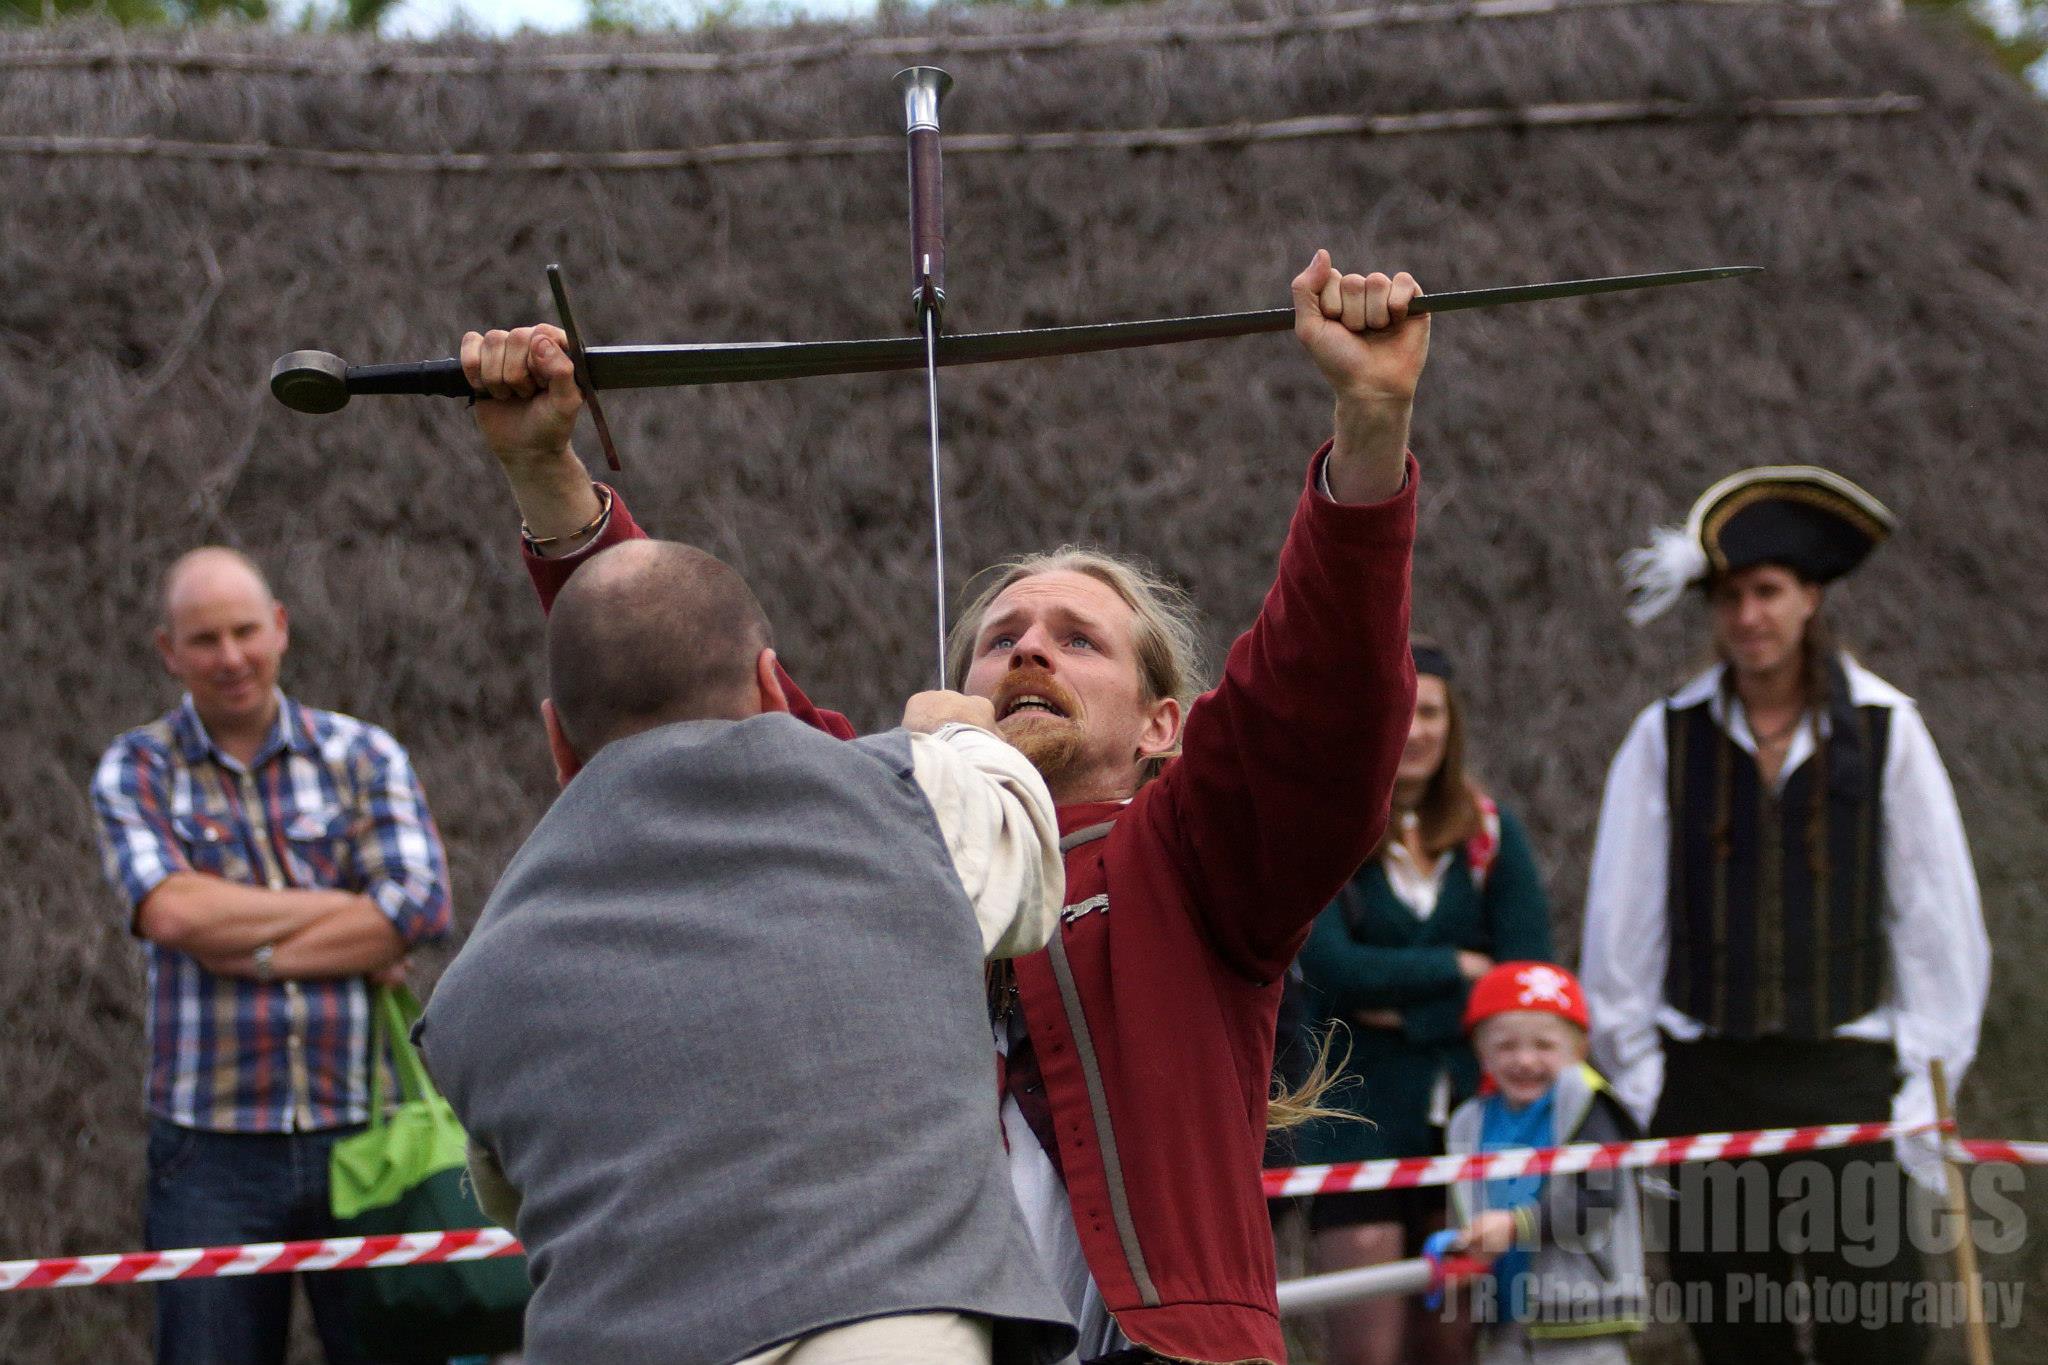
[546,263,623,472]
[914,276,945,328]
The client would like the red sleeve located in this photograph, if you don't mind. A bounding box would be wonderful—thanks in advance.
[521,483,649,616]
[1148,443,1418,981]
[520,485,856,741]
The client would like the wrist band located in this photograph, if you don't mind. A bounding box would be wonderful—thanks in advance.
[522,483,613,552]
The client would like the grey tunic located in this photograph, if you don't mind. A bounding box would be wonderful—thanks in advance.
[420,714,1074,1365]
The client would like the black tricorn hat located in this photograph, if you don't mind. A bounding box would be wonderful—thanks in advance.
[1621,466,1895,625]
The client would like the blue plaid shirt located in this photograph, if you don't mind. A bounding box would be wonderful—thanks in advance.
[91,694,451,1133]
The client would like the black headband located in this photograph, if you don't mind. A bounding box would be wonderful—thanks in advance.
[1411,644,1454,681]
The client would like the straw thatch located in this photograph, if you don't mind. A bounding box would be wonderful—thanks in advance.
[2,1,2045,1359]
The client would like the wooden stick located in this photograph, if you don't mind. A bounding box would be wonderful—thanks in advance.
[0,96,1923,177]
[1931,1058,1993,1365]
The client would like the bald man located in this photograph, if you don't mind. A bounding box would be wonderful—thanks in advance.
[418,539,1076,1365]
[90,547,452,1365]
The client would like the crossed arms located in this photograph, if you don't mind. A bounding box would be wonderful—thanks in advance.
[91,734,451,980]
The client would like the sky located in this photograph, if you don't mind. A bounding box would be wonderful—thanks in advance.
[380,0,868,37]
[381,0,581,33]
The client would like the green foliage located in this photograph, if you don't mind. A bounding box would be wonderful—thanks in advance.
[583,0,685,34]
[0,0,402,30]
[289,0,401,31]
[1,0,266,23]
[1908,0,2048,81]
[583,0,791,32]
[336,0,399,29]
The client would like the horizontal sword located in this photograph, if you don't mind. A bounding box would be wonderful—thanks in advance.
[269,266,1759,414]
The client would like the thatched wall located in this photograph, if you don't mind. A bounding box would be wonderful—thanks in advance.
[2,1,2045,1359]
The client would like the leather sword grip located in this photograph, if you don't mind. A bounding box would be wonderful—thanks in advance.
[907,126,946,322]
[350,358,477,398]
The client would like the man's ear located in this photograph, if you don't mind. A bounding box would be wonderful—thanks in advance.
[755,648,791,715]
[1801,582,1826,625]
[1136,695,1183,763]
[153,626,177,679]
[273,600,290,652]
[541,699,583,787]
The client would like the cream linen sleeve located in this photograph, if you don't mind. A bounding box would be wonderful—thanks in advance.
[466,1136,523,1230]
[1580,701,1673,1128]
[907,724,1065,961]
[1877,701,1990,1191]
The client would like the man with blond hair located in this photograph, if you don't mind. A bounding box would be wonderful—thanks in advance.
[458,249,1423,1365]
[91,547,452,1365]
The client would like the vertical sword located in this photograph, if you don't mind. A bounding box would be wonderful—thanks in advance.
[895,65,955,689]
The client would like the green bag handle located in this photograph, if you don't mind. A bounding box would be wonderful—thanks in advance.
[334,983,471,1220]
[367,983,444,1131]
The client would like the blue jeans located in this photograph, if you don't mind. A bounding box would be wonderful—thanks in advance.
[144,1117,386,1365]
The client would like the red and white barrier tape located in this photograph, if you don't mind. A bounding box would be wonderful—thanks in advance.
[0,1228,521,1293]
[1959,1138,2048,1167]
[1262,1118,1945,1199]
[7,1123,2044,1293]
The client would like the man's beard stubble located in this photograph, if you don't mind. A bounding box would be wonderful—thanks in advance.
[1003,716,1087,788]
[991,668,1089,793]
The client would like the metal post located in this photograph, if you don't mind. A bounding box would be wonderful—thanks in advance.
[1275,1257,1436,1316]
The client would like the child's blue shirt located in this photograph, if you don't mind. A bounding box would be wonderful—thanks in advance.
[1478,1086,1557,1320]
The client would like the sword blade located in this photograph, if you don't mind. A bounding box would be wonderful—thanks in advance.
[1414,266,1761,315]
[582,267,1759,391]
[921,309,949,690]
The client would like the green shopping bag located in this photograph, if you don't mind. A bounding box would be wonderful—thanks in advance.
[330,984,530,1362]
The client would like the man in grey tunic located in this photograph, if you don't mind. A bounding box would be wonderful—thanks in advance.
[418,540,1076,1365]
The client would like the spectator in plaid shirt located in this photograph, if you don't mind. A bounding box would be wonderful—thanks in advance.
[90,546,452,1365]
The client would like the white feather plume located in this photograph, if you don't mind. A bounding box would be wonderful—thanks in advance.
[1619,524,1708,627]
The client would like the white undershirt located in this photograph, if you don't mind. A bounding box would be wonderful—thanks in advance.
[1383,816,1455,920]
[996,1007,1130,1364]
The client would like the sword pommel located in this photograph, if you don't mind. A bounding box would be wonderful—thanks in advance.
[270,350,352,414]
[895,65,952,133]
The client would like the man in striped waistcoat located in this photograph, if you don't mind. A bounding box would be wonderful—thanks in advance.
[1580,467,1989,1364]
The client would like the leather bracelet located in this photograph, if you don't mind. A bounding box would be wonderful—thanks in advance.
[521,482,613,552]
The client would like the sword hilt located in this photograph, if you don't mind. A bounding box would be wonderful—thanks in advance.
[895,67,953,328]
[271,268,625,473]
[270,351,474,413]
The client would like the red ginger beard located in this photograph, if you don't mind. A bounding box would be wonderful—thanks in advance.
[988,666,1090,791]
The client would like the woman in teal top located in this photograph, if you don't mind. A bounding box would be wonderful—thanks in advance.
[1295,640,1553,1365]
